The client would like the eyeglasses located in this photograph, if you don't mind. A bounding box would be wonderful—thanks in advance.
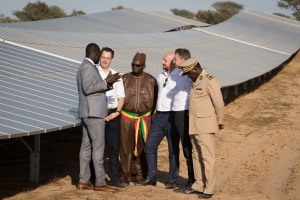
[131,63,144,67]
[163,77,168,87]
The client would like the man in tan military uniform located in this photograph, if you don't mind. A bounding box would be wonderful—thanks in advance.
[178,57,225,199]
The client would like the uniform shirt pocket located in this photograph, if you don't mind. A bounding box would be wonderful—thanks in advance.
[196,111,211,118]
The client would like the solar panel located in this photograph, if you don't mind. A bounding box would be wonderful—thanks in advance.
[0,11,299,139]
[0,41,80,139]
[195,11,300,55]
[0,9,208,33]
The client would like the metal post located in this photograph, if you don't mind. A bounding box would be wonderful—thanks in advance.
[258,76,261,83]
[269,71,272,76]
[222,87,228,99]
[30,135,40,183]
[264,74,267,78]
[251,79,255,85]
[234,85,238,96]
[243,82,247,90]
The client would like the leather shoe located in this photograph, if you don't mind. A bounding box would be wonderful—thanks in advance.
[110,181,127,188]
[77,183,94,190]
[94,185,118,192]
[173,185,191,192]
[198,193,213,199]
[165,182,176,189]
[183,188,202,194]
[134,179,156,186]
[122,181,130,187]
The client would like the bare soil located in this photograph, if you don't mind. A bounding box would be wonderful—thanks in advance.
[1,51,300,200]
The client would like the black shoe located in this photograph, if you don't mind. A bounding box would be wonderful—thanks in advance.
[198,193,213,199]
[134,179,156,186]
[121,181,130,187]
[173,185,191,192]
[110,181,127,188]
[165,182,176,189]
[183,188,202,194]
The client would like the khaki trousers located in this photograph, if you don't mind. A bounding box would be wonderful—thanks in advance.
[190,133,215,194]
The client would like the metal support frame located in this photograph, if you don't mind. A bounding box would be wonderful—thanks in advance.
[234,85,238,96]
[264,73,267,78]
[20,134,40,183]
[243,82,247,90]
[269,71,272,76]
[222,87,228,99]
[251,79,255,85]
[258,76,261,83]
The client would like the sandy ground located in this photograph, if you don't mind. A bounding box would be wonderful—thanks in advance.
[1,52,300,200]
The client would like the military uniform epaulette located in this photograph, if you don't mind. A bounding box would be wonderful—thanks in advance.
[205,74,214,80]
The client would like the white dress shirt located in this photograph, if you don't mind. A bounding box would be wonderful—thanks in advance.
[156,68,181,112]
[96,66,125,108]
[172,72,192,111]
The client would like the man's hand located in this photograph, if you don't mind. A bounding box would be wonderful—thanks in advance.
[219,124,224,130]
[104,112,120,121]
[106,70,121,85]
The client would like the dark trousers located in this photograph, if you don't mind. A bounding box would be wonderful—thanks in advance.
[105,110,121,182]
[145,111,180,183]
[174,110,195,184]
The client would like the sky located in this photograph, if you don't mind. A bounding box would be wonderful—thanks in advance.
[0,0,293,19]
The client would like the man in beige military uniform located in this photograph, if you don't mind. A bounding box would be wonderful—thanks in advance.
[178,57,225,199]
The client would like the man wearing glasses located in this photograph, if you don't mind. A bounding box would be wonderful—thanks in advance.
[135,52,181,189]
[119,52,158,187]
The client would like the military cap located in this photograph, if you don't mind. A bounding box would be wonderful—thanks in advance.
[178,57,198,74]
[133,52,146,64]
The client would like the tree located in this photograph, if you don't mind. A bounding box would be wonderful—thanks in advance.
[0,13,19,23]
[12,1,66,21]
[277,0,300,20]
[212,1,244,14]
[273,12,291,18]
[69,9,86,17]
[11,1,85,22]
[170,8,195,19]
[112,5,126,10]
[195,1,244,24]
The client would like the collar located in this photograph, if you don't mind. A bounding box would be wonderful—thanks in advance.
[97,66,110,72]
[85,58,95,66]
[163,68,180,77]
[193,69,206,87]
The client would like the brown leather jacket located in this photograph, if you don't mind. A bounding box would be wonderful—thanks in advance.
[122,72,158,115]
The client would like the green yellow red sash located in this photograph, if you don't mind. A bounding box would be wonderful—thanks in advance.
[121,109,151,156]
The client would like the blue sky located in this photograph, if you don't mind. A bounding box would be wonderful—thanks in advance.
[0,0,293,18]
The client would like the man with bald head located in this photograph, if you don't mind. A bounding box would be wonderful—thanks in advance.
[135,52,180,189]
[119,52,158,187]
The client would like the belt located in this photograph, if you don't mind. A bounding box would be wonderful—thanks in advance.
[156,111,171,114]
[108,108,117,113]
[121,109,151,156]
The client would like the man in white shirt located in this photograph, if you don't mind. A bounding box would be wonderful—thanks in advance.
[172,48,195,192]
[135,52,180,189]
[96,47,126,188]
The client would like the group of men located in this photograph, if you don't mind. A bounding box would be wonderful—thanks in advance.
[76,43,225,199]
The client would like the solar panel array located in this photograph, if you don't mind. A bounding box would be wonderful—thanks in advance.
[0,9,208,33]
[0,10,300,139]
[0,41,80,139]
